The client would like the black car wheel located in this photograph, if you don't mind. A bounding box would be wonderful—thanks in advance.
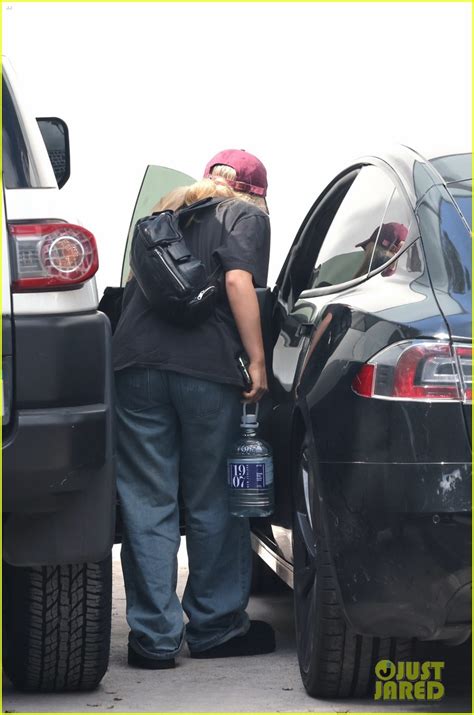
[3,556,112,692]
[293,444,413,698]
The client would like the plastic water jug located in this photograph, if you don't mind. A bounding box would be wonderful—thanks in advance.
[227,403,274,517]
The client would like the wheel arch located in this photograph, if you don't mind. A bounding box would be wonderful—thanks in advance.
[291,400,343,596]
[290,405,307,463]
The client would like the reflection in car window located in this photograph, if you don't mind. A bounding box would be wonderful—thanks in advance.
[430,153,472,184]
[417,183,471,299]
[369,189,413,273]
[446,180,472,229]
[311,166,395,289]
[439,192,471,295]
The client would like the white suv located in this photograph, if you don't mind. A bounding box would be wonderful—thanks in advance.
[2,58,115,692]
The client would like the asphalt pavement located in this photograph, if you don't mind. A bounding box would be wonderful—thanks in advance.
[3,541,471,713]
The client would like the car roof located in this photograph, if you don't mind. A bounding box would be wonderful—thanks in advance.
[356,145,471,208]
[409,142,471,163]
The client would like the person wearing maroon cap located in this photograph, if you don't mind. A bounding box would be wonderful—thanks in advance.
[354,221,408,277]
[203,148,269,213]
[113,150,275,669]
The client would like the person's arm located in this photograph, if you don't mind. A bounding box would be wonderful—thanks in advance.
[225,269,267,403]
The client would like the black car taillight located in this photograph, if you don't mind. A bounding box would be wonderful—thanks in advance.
[9,222,99,291]
[352,341,472,403]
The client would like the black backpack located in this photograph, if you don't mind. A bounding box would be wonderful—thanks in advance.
[130,198,223,327]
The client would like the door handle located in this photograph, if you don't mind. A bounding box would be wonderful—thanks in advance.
[296,322,313,338]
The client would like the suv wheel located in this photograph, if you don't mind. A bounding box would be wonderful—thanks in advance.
[293,445,413,698]
[3,556,112,692]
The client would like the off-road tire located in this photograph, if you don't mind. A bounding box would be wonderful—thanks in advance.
[293,445,414,698]
[3,556,112,692]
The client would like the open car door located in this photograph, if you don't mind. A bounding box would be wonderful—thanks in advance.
[99,165,195,330]
[120,165,196,286]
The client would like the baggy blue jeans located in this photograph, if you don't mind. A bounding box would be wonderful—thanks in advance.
[115,366,251,659]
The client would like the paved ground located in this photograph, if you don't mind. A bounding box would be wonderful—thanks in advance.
[3,542,471,713]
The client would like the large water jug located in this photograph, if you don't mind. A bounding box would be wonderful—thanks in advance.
[227,403,274,517]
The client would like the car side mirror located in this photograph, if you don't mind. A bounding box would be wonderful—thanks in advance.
[37,117,71,189]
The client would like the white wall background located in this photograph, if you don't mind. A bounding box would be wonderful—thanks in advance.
[3,1,471,294]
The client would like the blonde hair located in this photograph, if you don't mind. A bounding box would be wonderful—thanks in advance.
[185,178,234,205]
[152,178,234,213]
[153,164,268,214]
[210,165,268,213]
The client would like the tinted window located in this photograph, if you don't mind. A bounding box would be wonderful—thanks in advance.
[430,153,472,183]
[2,78,32,189]
[311,166,395,289]
[446,180,471,229]
[417,183,471,297]
[438,195,471,295]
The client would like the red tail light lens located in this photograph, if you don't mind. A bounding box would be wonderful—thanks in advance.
[352,364,375,397]
[9,222,99,290]
[352,341,472,403]
[454,345,472,401]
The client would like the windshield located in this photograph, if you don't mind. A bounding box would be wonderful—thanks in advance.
[430,153,472,183]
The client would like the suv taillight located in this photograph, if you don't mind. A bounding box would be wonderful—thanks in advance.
[352,341,472,403]
[9,222,99,290]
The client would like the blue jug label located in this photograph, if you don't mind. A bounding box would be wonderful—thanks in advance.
[227,459,273,489]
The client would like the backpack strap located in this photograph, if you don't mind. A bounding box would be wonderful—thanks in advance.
[167,240,192,263]
[177,196,224,219]
[178,197,226,281]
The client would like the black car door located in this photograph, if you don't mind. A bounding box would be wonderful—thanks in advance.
[269,162,419,559]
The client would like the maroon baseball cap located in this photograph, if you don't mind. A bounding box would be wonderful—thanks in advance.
[356,222,408,250]
[204,149,268,197]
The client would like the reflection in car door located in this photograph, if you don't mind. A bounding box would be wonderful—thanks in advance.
[270,290,341,551]
[270,164,405,556]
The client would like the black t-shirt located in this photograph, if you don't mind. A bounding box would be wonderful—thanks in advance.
[112,198,271,387]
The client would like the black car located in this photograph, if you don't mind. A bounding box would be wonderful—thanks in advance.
[251,147,472,698]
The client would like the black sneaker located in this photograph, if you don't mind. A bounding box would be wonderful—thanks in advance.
[190,620,275,659]
[128,645,175,669]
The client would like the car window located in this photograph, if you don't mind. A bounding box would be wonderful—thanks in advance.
[310,166,396,289]
[446,179,472,229]
[2,78,32,189]
[417,182,471,298]
[369,188,415,273]
[430,153,472,183]
[121,165,195,285]
[439,189,471,293]
[277,169,360,306]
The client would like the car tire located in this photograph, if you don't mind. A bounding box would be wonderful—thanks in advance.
[293,444,413,698]
[3,556,112,692]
